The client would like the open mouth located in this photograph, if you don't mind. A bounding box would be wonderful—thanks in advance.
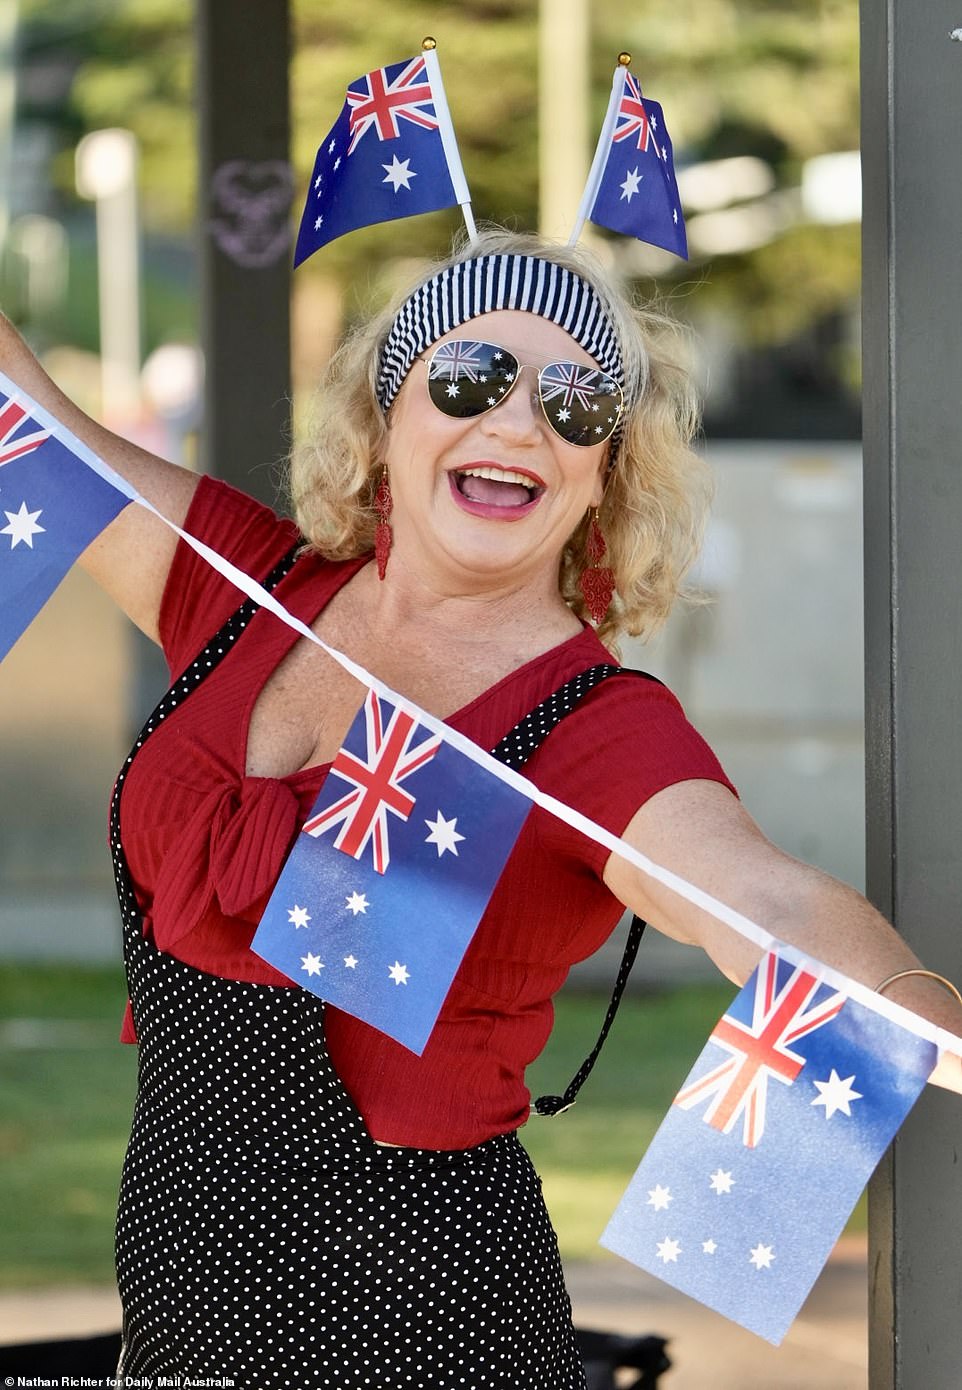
[452,465,545,509]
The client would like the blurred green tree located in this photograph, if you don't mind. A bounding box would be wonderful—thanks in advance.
[15,0,860,358]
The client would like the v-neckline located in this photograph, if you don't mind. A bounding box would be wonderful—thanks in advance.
[234,550,594,788]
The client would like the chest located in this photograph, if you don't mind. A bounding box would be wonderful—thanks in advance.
[243,609,541,779]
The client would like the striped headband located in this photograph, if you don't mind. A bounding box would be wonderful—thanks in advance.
[376,253,625,412]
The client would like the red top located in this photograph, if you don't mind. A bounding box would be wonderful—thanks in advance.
[117,477,734,1148]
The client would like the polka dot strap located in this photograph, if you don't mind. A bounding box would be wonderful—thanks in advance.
[490,663,623,770]
[108,545,302,931]
[489,663,656,1119]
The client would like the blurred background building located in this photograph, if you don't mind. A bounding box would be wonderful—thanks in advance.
[0,0,863,967]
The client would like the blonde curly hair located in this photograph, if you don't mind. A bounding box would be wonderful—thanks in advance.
[290,227,711,647]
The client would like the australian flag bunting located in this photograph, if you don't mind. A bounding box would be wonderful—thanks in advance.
[0,373,133,662]
[601,949,937,1344]
[584,67,687,259]
[252,689,531,1054]
[294,51,471,265]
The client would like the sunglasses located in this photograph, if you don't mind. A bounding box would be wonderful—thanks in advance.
[421,339,624,448]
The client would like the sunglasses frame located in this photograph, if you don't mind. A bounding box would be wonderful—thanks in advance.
[420,339,624,449]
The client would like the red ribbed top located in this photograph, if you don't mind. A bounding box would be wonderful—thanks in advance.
[117,477,734,1148]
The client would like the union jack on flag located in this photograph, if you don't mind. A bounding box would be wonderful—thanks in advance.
[0,374,132,663]
[346,55,439,154]
[293,51,471,265]
[613,71,654,152]
[0,395,51,466]
[674,954,846,1148]
[303,690,442,874]
[253,690,531,1053]
[602,948,937,1343]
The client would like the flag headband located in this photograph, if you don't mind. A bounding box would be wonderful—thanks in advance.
[376,253,625,414]
[295,45,687,271]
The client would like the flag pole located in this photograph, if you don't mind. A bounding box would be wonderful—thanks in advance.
[421,37,478,244]
[568,51,632,246]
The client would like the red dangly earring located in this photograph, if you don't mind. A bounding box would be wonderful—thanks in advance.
[579,508,615,625]
[374,466,393,581]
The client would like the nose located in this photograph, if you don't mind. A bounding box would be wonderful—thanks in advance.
[478,364,543,443]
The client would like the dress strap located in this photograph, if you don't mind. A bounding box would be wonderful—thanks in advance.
[109,544,302,930]
[489,663,656,1118]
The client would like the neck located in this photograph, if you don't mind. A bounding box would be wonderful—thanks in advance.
[358,548,581,655]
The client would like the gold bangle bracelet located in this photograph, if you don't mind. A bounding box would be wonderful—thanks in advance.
[875,968,962,1008]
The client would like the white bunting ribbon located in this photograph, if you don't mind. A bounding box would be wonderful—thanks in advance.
[127,491,962,1063]
[1,365,958,1065]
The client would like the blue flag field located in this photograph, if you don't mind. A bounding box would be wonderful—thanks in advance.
[294,53,465,265]
[601,950,936,1342]
[0,376,133,662]
[588,70,688,258]
[252,689,531,1054]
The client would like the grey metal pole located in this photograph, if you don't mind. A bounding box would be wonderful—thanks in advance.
[861,6,962,1387]
[196,0,293,507]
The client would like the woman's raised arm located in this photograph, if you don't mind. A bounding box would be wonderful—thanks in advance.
[1,312,201,641]
[602,778,962,1093]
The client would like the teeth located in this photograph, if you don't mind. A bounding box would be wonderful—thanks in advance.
[457,465,538,487]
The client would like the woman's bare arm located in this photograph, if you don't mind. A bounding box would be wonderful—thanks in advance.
[1,312,200,641]
[603,779,962,1093]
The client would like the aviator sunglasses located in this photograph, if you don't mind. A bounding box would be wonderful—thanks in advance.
[420,339,624,448]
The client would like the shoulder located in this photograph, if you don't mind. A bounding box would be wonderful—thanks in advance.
[158,475,301,673]
[522,647,736,871]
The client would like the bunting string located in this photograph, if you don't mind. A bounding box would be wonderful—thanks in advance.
[127,488,962,1062]
[0,361,956,1062]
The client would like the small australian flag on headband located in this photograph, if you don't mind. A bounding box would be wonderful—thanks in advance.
[601,949,936,1343]
[294,54,462,265]
[0,375,133,663]
[252,689,531,1054]
[589,70,688,259]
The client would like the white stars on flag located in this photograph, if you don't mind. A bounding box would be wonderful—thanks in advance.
[749,1242,775,1270]
[620,168,643,202]
[702,1238,717,1255]
[2,501,45,548]
[656,1237,682,1264]
[344,955,359,970]
[287,904,311,929]
[646,1184,672,1212]
[301,953,324,977]
[424,810,465,857]
[709,1168,735,1195]
[811,1069,863,1119]
[382,154,416,191]
[314,216,323,231]
[345,891,369,916]
[388,961,410,986]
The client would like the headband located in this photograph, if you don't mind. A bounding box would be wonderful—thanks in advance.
[376,253,625,413]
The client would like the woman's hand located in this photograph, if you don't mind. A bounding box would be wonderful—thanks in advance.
[1,312,200,641]
[602,778,962,1091]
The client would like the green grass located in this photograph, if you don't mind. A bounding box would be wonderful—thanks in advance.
[523,985,736,1256]
[0,966,864,1287]
[0,965,137,1289]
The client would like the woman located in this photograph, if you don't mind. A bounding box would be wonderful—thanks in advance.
[2,227,960,1388]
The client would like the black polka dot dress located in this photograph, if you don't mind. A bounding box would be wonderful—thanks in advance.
[109,556,622,1388]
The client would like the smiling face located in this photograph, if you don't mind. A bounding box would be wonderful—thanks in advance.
[382,309,611,600]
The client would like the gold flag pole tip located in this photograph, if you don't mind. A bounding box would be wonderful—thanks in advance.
[422,36,437,51]
[618,52,632,67]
